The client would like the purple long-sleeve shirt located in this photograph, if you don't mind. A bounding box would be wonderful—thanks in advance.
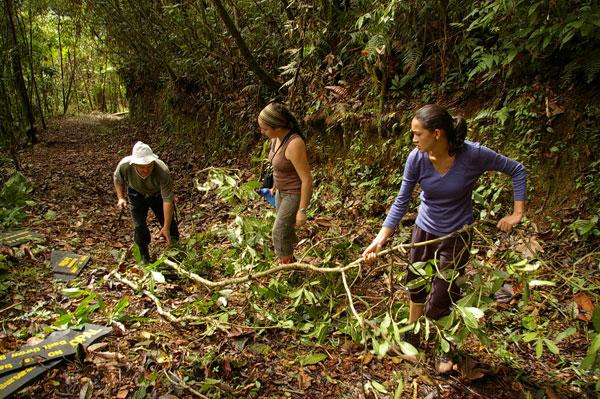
[383,141,526,236]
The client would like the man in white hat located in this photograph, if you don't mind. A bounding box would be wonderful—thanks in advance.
[113,141,179,263]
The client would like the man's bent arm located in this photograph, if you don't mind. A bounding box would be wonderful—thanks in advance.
[163,200,174,230]
[114,183,128,208]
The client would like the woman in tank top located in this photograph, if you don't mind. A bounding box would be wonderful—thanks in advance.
[258,102,313,264]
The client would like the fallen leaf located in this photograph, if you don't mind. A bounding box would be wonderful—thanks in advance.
[574,293,594,313]
[313,217,333,227]
[26,336,44,346]
[79,379,93,399]
[494,284,515,303]
[298,367,312,390]
[227,326,255,338]
[87,342,109,352]
[455,356,487,382]
[116,389,129,399]
[515,235,544,258]
[361,352,374,365]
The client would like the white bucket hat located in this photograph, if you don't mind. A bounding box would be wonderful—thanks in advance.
[129,141,159,165]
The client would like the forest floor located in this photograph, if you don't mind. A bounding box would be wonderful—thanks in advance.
[1,114,598,398]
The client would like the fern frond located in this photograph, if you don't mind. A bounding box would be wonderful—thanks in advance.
[402,47,422,72]
[584,50,600,83]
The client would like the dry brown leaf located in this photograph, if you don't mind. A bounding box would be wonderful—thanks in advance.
[574,293,594,313]
[515,235,544,258]
[87,342,109,352]
[26,336,44,346]
[577,313,592,322]
[361,352,374,365]
[227,325,255,338]
[298,367,312,390]
[455,356,487,382]
[116,389,129,399]
[313,217,333,227]
[93,351,126,361]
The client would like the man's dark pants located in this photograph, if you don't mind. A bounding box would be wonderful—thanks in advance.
[128,187,179,259]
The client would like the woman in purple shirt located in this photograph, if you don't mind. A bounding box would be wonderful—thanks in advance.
[362,104,526,372]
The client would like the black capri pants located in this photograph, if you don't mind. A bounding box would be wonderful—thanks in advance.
[406,225,471,320]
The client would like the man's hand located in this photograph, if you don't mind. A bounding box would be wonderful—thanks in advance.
[296,210,307,227]
[497,213,522,232]
[117,198,127,210]
[157,226,172,246]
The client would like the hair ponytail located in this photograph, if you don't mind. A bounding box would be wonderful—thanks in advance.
[414,104,467,156]
[450,116,467,155]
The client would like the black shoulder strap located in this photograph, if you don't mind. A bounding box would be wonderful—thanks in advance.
[269,132,294,163]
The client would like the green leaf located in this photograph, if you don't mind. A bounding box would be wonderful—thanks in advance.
[592,305,600,333]
[370,380,388,394]
[44,209,58,220]
[394,375,403,399]
[522,315,537,331]
[380,313,391,331]
[535,338,544,358]
[373,339,390,359]
[555,327,576,343]
[62,287,87,298]
[590,333,600,355]
[460,307,479,329]
[440,337,450,353]
[465,307,485,319]
[53,312,74,327]
[544,338,560,355]
[112,297,129,314]
[133,244,142,263]
[298,353,327,366]
[580,351,597,370]
[398,341,418,356]
[522,331,538,342]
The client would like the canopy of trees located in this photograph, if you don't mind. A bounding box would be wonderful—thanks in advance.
[2,0,599,154]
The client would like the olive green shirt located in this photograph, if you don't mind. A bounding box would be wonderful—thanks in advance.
[113,156,174,202]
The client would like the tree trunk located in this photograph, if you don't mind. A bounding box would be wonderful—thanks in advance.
[64,47,76,114]
[0,74,21,170]
[84,69,94,111]
[58,14,67,113]
[211,0,280,91]
[21,6,46,129]
[4,0,38,144]
[100,52,108,112]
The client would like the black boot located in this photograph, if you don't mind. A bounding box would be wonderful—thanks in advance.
[139,246,151,265]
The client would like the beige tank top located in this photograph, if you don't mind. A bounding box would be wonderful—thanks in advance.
[270,134,302,193]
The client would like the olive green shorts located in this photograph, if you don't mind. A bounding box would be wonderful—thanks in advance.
[272,191,300,257]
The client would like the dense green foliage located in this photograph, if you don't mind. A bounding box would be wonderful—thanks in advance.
[3,0,600,162]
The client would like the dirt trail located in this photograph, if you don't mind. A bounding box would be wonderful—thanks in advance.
[21,115,131,266]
